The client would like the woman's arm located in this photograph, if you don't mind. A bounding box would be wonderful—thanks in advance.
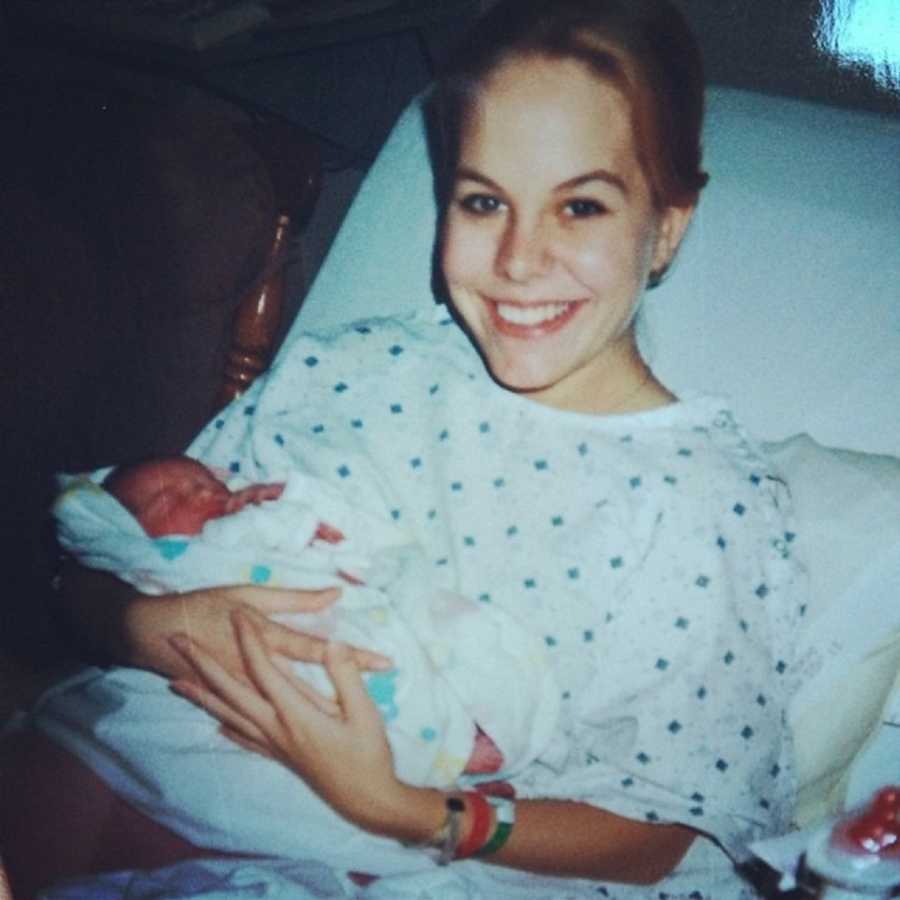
[57,561,142,669]
[173,611,696,885]
[380,785,694,884]
[58,561,389,682]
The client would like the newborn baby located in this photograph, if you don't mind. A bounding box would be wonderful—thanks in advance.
[55,456,560,778]
[103,455,286,537]
[103,452,512,777]
[103,455,346,553]
[45,454,558,868]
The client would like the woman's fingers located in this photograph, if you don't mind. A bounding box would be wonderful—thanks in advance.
[231,588,394,673]
[261,612,394,672]
[170,678,270,748]
[322,641,383,729]
[270,652,342,717]
[349,644,394,672]
[169,633,282,737]
[239,585,342,615]
[219,725,277,760]
[226,614,400,828]
[233,612,319,726]
[237,606,325,667]
[228,607,369,714]
[232,612,318,724]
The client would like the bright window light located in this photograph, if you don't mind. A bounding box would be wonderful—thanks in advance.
[816,0,900,90]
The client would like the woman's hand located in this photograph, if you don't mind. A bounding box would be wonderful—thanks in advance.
[60,562,390,684]
[170,611,427,837]
[171,612,697,880]
[122,584,392,684]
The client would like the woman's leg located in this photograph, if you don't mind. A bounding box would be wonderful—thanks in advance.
[0,727,230,899]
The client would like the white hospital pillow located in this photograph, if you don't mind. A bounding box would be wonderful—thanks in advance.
[762,434,900,827]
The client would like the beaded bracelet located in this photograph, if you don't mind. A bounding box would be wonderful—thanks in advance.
[475,796,517,857]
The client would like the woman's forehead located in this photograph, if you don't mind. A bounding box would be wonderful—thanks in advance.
[466,56,631,136]
[458,56,640,186]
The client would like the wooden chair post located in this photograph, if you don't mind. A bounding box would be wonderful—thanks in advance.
[216,212,292,409]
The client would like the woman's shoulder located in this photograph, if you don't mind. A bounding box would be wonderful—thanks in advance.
[281,307,468,358]
[646,392,771,462]
[550,391,769,468]
[239,307,484,429]
[610,392,787,503]
[267,307,474,384]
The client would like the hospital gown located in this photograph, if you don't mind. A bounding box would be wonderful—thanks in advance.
[34,307,806,897]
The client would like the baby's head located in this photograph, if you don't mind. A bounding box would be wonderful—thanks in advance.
[104,456,231,537]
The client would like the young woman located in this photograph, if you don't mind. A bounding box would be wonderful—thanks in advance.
[47,1,804,896]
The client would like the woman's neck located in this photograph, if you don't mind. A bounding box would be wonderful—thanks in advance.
[524,341,675,416]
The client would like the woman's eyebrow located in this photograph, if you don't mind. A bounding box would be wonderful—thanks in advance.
[556,169,629,196]
[454,166,500,189]
[454,166,628,197]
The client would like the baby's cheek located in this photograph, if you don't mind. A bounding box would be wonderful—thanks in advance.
[175,496,229,535]
[143,506,206,537]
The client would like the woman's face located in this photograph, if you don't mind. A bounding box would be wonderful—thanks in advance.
[441,54,692,413]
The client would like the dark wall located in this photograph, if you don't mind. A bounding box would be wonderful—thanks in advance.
[674,0,899,117]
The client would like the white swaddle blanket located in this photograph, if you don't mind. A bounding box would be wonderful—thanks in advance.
[39,470,559,874]
[54,469,408,593]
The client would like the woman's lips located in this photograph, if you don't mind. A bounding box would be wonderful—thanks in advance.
[486,297,585,337]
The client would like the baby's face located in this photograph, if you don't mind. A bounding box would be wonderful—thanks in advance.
[114,459,231,537]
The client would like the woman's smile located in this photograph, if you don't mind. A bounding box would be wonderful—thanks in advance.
[487,296,586,336]
[441,54,693,414]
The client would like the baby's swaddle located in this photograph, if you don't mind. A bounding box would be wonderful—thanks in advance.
[40,469,559,871]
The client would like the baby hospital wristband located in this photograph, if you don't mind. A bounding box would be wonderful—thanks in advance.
[475,796,516,858]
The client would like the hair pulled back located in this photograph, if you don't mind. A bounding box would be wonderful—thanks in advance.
[429,0,709,212]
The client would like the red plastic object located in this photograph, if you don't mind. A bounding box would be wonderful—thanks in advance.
[833,786,900,857]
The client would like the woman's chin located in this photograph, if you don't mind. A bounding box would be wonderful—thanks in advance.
[485,358,559,397]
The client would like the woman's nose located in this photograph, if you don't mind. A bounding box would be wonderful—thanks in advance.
[495,216,551,282]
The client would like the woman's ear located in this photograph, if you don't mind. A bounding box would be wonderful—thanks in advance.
[650,202,695,278]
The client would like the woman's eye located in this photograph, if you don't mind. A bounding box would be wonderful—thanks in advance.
[565,198,606,218]
[458,193,503,215]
